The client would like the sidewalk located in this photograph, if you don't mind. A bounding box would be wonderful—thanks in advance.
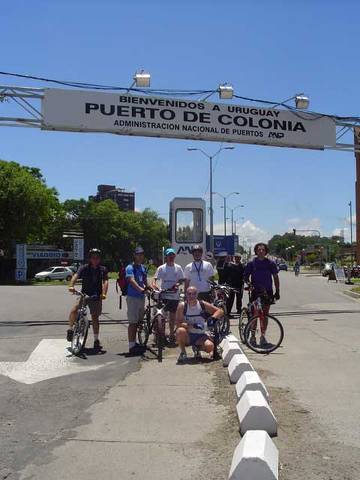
[19,351,238,480]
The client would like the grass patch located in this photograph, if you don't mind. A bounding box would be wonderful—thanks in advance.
[351,286,360,294]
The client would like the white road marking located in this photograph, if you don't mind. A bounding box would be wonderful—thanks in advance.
[0,339,115,384]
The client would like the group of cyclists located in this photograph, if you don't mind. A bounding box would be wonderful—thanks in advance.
[66,242,280,363]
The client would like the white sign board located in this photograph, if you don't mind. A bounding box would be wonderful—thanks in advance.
[16,244,27,269]
[334,267,346,282]
[15,268,27,282]
[26,250,72,259]
[42,89,336,150]
[73,238,84,260]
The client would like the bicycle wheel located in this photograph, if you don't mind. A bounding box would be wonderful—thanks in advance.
[71,312,89,355]
[244,314,284,354]
[138,307,151,346]
[238,308,250,344]
[218,313,230,337]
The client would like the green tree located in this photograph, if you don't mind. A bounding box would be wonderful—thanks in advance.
[0,160,61,255]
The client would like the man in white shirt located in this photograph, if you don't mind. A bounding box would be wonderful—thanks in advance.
[184,245,215,302]
[152,248,185,344]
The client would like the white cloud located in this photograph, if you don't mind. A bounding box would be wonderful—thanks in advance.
[213,220,270,247]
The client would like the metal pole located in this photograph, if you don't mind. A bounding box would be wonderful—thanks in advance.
[349,201,353,245]
[231,208,234,235]
[354,128,360,263]
[224,197,227,237]
[209,156,214,254]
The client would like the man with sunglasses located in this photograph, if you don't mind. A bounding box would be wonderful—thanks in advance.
[152,248,185,345]
[175,286,223,363]
[67,248,108,351]
[184,245,214,302]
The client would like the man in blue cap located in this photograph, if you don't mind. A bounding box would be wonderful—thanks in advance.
[152,248,185,344]
[125,246,149,355]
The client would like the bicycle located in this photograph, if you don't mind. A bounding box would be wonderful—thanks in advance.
[238,284,284,354]
[70,290,99,355]
[137,288,171,362]
[208,280,231,337]
[294,264,300,277]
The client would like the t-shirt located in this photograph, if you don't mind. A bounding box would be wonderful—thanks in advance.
[243,258,277,293]
[184,260,214,292]
[154,263,185,300]
[126,263,147,298]
[77,264,108,297]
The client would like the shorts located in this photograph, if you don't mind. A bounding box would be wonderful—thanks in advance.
[197,292,212,302]
[126,296,145,324]
[76,297,102,317]
[163,299,179,313]
[250,290,273,305]
[188,332,210,346]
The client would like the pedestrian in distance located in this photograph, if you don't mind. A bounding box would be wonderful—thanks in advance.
[67,248,108,351]
[184,245,215,302]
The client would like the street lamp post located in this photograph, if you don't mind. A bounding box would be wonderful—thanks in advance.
[349,201,353,245]
[215,191,240,236]
[229,205,245,235]
[187,146,234,253]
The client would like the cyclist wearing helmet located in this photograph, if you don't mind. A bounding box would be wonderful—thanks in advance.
[67,248,108,351]
[152,248,185,345]
[184,245,214,302]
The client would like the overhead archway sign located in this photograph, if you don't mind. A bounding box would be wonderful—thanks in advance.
[41,88,336,150]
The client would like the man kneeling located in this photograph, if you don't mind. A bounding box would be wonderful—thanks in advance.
[175,286,223,364]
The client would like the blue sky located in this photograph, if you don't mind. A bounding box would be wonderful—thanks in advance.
[1,0,358,245]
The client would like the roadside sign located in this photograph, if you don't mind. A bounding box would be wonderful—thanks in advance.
[73,238,84,260]
[15,268,27,282]
[16,244,27,269]
[334,267,346,282]
[26,250,72,259]
[42,89,336,150]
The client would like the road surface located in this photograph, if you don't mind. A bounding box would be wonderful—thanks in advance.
[0,274,359,479]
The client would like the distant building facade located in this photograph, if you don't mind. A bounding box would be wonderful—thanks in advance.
[90,184,135,211]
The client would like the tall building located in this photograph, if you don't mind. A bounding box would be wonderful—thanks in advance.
[90,184,135,211]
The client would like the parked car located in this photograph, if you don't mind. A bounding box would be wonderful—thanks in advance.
[277,262,288,271]
[34,266,73,282]
[322,262,336,277]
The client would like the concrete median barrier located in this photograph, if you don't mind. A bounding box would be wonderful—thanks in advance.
[222,343,243,367]
[228,354,253,383]
[236,390,277,436]
[228,430,278,480]
[219,334,240,350]
[235,371,269,401]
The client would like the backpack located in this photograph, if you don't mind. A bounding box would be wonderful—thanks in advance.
[116,266,128,296]
[183,300,211,320]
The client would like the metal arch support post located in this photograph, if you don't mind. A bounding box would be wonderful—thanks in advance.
[0,85,44,129]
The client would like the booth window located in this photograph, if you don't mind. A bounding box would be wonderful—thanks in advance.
[175,209,203,243]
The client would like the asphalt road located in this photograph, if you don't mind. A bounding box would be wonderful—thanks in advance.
[0,282,141,479]
[1,274,360,479]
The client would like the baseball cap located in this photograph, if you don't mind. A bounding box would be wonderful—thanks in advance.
[134,246,145,255]
[164,248,176,256]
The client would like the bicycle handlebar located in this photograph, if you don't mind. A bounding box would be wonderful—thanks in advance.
[70,289,99,300]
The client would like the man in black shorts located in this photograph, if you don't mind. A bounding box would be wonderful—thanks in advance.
[152,248,185,344]
[67,248,109,350]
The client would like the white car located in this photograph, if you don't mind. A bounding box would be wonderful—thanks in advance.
[35,266,74,282]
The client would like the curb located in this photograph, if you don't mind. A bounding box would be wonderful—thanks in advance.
[229,430,278,480]
[220,335,279,479]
